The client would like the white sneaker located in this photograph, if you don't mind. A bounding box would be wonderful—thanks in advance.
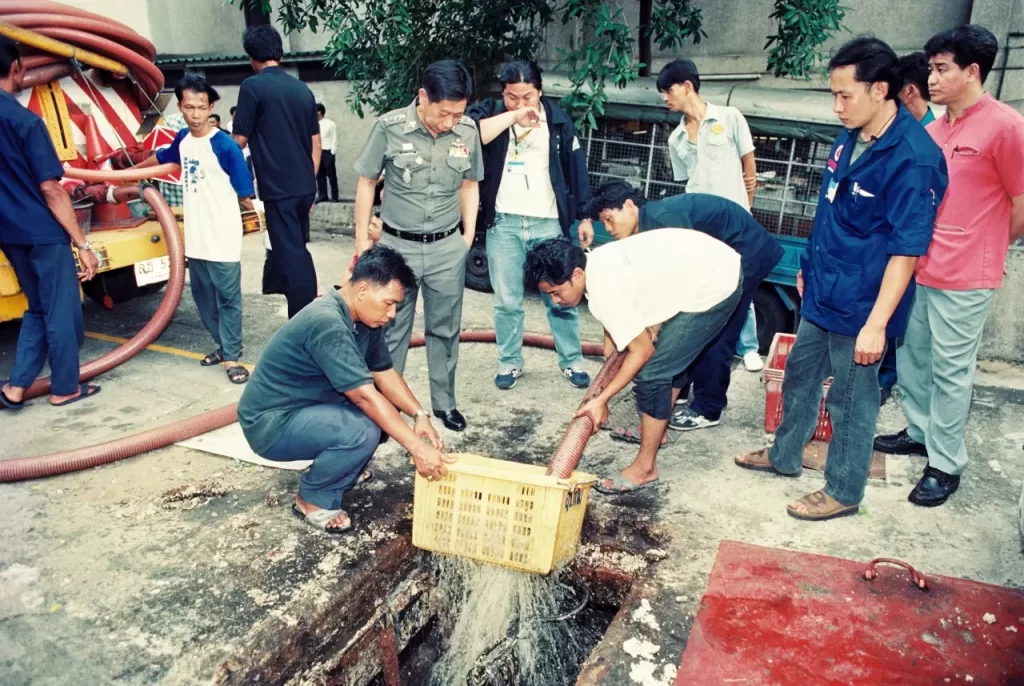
[742,351,764,372]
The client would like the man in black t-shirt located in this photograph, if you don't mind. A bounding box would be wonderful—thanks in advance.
[232,25,322,318]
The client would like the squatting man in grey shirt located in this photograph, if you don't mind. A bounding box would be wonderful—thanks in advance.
[238,245,453,534]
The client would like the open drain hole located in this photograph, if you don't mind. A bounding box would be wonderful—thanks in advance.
[365,555,625,686]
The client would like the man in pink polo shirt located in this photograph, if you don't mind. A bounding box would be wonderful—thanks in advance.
[874,25,1024,507]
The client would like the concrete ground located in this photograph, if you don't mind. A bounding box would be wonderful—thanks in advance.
[1,220,1023,685]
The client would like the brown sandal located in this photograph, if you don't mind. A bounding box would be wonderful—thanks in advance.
[786,489,860,521]
[734,448,800,477]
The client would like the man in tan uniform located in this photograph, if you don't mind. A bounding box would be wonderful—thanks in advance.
[353,60,484,431]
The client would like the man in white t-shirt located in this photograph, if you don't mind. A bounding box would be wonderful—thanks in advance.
[316,103,339,203]
[525,232,742,494]
[140,75,256,383]
[659,59,765,386]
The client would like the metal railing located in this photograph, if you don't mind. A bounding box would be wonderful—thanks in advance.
[581,118,833,238]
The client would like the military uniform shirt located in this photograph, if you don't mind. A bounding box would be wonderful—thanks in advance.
[354,99,484,234]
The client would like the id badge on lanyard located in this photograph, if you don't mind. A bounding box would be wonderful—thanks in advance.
[826,178,839,203]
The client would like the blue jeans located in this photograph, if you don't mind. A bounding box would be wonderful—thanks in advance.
[4,243,84,395]
[261,402,381,510]
[878,337,898,391]
[486,213,583,370]
[769,319,881,506]
[736,303,759,356]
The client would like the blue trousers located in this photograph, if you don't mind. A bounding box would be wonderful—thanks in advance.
[189,259,243,361]
[486,213,583,370]
[4,243,84,395]
[261,402,381,510]
[769,319,881,506]
[878,337,898,391]
[736,302,759,356]
[686,278,759,421]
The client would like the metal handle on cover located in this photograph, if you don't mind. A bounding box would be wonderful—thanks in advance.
[863,557,929,591]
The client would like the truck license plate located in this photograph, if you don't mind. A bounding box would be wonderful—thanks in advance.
[134,256,170,287]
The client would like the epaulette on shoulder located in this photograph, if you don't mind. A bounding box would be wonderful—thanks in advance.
[380,111,408,126]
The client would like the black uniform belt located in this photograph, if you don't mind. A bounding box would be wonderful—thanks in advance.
[382,223,458,244]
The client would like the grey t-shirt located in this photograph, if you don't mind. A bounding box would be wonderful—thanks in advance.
[238,289,392,454]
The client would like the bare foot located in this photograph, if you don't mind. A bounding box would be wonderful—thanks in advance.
[2,382,24,404]
[295,495,350,529]
[599,463,658,491]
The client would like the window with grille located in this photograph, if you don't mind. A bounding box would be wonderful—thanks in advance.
[581,118,833,239]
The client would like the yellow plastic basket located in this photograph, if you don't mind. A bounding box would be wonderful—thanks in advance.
[412,453,597,575]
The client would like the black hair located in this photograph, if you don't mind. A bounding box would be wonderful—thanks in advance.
[209,113,222,124]
[499,59,543,91]
[421,60,473,103]
[174,74,220,104]
[897,52,931,101]
[656,59,700,93]
[243,25,284,63]
[924,24,998,84]
[525,239,586,288]
[828,36,901,101]
[230,106,237,115]
[0,34,20,79]
[316,103,326,115]
[351,244,416,293]
[585,180,647,219]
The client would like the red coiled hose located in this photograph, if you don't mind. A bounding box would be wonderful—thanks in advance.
[0,1,163,99]
[0,329,624,482]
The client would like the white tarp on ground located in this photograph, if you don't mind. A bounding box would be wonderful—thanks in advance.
[176,423,312,471]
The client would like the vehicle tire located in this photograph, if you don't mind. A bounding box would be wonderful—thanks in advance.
[465,240,492,293]
[82,266,165,306]
[753,287,793,354]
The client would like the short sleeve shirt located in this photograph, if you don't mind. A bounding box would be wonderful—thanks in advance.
[231,67,319,201]
[354,99,484,233]
[916,94,1024,290]
[668,103,755,210]
[237,289,392,454]
[157,129,254,261]
[0,90,68,245]
[586,229,741,351]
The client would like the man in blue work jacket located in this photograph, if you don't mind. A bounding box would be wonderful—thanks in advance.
[734,36,947,521]
[0,36,100,411]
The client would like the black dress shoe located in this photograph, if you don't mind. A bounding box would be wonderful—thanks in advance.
[873,428,927,456]
[909,466,960,507]
[433,409,467,432]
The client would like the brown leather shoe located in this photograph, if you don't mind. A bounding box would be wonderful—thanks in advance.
[735,448,800,477]
[787,490,860,521]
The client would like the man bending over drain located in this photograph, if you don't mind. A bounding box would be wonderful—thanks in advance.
[525,232,742,496]
[238,245,453,533]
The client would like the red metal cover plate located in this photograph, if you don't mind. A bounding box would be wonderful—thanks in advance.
[677,541,1024,685]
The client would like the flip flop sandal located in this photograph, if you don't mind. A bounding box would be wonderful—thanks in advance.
[291,504,353,534]
[226,366,250,384]
[786,489,860,521]
[594,473,659,495]
[0,384,24,410]
[201,350,224,366]
[50,383,101,407]
[734,448,800,477]
[610,425,668,449]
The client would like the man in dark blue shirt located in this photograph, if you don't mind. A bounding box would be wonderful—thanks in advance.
[232,25,322,319]
[734,37,947,521]
[586,181,782,443]
[0,36,100,410]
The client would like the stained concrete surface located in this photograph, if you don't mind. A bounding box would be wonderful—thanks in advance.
[1,226,1023,684]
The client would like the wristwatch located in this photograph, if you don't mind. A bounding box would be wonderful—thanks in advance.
[76,242,92,252]
[411,409,430,421]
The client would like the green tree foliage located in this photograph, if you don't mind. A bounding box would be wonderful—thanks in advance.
[244,0,844,131]
[765,0,849,78]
